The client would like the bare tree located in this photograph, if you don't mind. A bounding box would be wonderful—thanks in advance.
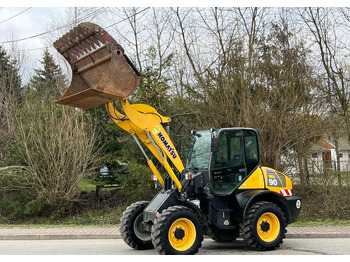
[6,100,99,212]
[0,46,22,166]
[298,7,350,186]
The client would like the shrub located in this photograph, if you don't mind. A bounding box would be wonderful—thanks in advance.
[122,160,157,204]
[0,98,100,221]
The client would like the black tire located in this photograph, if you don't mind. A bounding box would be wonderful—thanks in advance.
[240,201,287,251]
[151,205,204,255]
[209,227,238,242]
[120,201,154,250]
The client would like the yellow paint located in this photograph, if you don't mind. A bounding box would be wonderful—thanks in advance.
[106,99,184,192]
[168,218,196,252]
[147,160,164,187]
[105,102,133,134]
[261,166,293,194]
[238,166,293,195]
[257,212,280,242]
[238,167,265,190]
[152,125,161,135]
[131,104,171,124]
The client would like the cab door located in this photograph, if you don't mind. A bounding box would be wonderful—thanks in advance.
[210,128,260,196]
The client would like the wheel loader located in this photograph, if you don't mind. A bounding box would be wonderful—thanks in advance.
[53,22,302,255]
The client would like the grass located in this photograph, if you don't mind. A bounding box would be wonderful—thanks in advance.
[2,173,349,227]
[0,208,124,227]
[79,178,123,194]
[61,209,124,225]
[79,179,100,193]
[0,180,128,226]
[2,220,350,228]
[0,224,115,228]
[291,219,350,226]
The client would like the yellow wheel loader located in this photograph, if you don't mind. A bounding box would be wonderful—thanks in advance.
[53,22,302,255]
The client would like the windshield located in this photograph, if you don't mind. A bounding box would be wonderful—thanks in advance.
[186,131,212,169]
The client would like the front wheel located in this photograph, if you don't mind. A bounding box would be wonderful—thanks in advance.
[240,201,287,251]
[151,205,203,255]
[120,201,154,250]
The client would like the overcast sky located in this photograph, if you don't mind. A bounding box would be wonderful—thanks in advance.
[0,0,347,82]
[0,7,66,56]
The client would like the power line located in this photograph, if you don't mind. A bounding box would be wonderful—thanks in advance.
[0,7,32,25]
[1,7,150,52]
[105,7,150,29]
[0,7,107,44]
[10,46,54,52]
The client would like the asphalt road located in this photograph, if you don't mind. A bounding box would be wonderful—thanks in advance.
[0,238,349,255]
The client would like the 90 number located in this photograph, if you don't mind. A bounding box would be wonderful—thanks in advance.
[268,178,278,186]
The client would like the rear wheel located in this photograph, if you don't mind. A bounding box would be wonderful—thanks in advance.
[120,201,154,250]
[151,205,203,255]
[240,201,287,251]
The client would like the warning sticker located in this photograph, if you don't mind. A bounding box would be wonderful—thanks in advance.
[266,169,283,187]
[152,125,161,135]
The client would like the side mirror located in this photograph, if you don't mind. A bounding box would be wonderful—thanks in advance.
[211,137,219,152]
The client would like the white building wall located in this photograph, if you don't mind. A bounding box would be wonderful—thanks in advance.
[308,152,324,174]
[338,150,350,172]
[277,147,350,175]
[308,149,350,173]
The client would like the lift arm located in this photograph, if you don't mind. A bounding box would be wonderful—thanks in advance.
[106,99,185,191]
[52,22,185,191]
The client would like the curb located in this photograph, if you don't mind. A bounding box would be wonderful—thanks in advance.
[286,233,350,239]
[1,226,350,240]
[0,234,119,240]
[0,226,121,241]
[2,233,350,240]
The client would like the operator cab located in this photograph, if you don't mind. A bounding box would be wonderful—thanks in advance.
[186,128,260,196]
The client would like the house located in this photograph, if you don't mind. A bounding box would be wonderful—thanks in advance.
[309,138,350,173]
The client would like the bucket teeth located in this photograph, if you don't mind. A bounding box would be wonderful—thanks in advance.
[90,35,103,48]
[67,46,79,56]
[85,38,97,50]
[53,22,106,63]
[73,46,85,57]
[53,22,129,64]
[76,43,88,54]
[94,33,106,44]
[83,40,93,52]
[53,22,141,109]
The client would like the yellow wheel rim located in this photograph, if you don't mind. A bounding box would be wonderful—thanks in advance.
[257,212,280,242]
[168,218,196,251]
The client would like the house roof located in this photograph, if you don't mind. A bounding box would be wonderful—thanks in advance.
[322,140,335,150]
[310,144,329,152]
[313,137,350,152]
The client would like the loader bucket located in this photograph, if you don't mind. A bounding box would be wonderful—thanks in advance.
[53,22,140,109]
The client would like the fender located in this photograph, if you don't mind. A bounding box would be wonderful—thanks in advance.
[235,189,293,223]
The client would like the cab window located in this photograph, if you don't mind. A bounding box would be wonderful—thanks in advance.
[244,130,259,174]
[211,129,260,196]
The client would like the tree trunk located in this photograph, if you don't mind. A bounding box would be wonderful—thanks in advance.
[297,154,305,187]
[303,155,311,190]
[334,139,342,187]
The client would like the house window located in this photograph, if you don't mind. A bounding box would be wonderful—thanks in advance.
[311,153,317,158]
[339,153,343,158]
